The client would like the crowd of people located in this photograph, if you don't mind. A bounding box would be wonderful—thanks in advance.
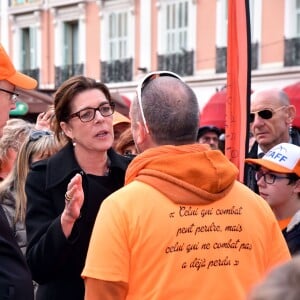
[0,42,299,299]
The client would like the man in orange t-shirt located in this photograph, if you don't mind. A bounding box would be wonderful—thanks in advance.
[82,71,290,300]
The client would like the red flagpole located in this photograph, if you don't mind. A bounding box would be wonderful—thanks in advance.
[226,0,251,182]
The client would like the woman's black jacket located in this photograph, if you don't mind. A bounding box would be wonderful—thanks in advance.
[0,205,33,300]
[25,143,132,300]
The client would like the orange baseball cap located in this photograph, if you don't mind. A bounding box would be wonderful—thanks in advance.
[113,111,131,127]
[0,44,37,89]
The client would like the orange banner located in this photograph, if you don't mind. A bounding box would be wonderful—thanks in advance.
[226,0,251,182]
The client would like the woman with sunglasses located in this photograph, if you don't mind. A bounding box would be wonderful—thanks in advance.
[0,130,63,298]
[246,143,300,255]
[0,130,62,255]
[245,88,300,194]
[25,76,133,300]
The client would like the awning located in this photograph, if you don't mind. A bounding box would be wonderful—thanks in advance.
[15,88,54,114]
[283,81,300,128]
[199,89,226,129]
[11,89,131,118]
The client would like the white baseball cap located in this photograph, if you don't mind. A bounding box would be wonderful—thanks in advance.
[245,143,300,176]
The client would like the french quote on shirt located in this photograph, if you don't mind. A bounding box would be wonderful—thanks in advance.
[166,205,250,271]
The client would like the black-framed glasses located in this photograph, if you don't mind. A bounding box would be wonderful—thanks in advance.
[249,106,287,123]
[0,88,19,104]
[255,169,289,185]
[68,102,115,123]
[29,130,52,142]
[136,71,184,133]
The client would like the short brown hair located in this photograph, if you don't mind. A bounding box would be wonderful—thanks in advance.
[53,75,112,142]
[115,128,136,155]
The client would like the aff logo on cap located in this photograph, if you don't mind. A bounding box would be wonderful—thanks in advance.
[264,143,299,170]
[265,145,288,163]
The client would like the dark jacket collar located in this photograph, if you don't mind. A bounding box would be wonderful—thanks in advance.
[291,127,300,146]
[32,142,133,189]
[247,142,258,158]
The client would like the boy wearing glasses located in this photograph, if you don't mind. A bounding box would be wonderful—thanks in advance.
[245,88,300,193]
[246,143,300,255]
[0,44,37,299]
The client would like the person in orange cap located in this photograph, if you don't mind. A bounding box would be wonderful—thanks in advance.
[246,143,300,255]
[112,111,131,149]
[0,44,37,136]
[0,43,36,299]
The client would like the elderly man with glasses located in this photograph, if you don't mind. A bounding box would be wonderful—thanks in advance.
[0,44,36,136]
[0,44,37,299]
[245,88,300,193]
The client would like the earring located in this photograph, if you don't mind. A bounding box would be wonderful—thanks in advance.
[72,138,76,147]
[289,124,293,135]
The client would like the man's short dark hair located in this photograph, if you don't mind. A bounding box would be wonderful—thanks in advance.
[197,126,221,140]
[138,76,199,145]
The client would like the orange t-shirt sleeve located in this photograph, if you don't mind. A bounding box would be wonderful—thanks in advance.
[82,195,130,283]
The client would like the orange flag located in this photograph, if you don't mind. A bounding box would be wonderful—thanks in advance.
[226,0,251,182]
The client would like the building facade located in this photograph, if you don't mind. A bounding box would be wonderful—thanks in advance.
[0,0,299,113]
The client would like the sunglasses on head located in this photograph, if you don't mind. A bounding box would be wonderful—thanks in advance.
[136,71,184,134]
[29,130,52,142]
[249,106,287,123]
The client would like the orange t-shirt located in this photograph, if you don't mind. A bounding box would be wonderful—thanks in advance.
[278,218,292,231]
[82,181,290,300]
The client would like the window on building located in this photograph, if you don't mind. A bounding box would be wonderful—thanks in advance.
[158,0,195,76]
[297,0,300,36]
[165,1,188,53]
[108,11,128,61]
[53,4,85,87]
[100,1,133,83]
[216,0,228,73]
[249,0,260,69]
[284,0,300,66]
[20,27,37,71]
[63,21,79,66]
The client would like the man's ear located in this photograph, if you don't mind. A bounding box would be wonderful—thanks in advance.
[60,121,73,140]
[134,121,148,146]
[287,105,296,125]
[294,179,300,193]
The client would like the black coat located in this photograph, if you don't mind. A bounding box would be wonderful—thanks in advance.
[25,143,132,300]
[282,223,300,255]
[0,205,34,300]
[244,128,300,193]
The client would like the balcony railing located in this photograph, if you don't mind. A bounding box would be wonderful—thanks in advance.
[251,42,258,70]
[21,68,40,87]
[216,42,259,73]
[216,46,227,73]
[284,37,300,67]
[55,63,84,88]
[157,50,194,76]
[100,58,133,83]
